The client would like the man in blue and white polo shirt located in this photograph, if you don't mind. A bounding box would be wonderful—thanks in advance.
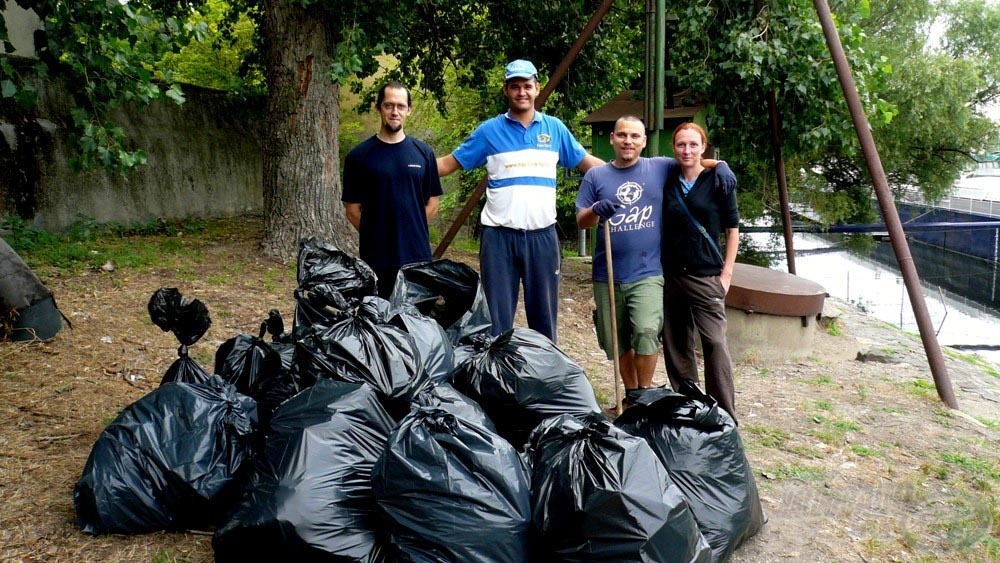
[438,59,603,343]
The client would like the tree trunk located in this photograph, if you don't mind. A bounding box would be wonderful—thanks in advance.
[259,0,358,261]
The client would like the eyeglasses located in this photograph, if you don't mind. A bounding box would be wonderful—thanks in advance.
[380,103,409,112]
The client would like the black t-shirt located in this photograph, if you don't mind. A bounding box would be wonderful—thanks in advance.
[342,135,443,270]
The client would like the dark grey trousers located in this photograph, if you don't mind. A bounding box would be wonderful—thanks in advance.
[662,273,737,420]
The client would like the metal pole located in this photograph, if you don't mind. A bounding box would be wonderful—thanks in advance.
[813,0,958,408]
[604,222,623,415]
[768,89,797,274]
[433,0,615,259]
[648,0,666,156]
[644,0,655,132]
[756,0,796,274]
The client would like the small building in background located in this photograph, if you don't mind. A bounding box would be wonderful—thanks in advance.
[581,90,711,160]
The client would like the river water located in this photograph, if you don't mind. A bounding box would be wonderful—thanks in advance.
[751,231,1000,367]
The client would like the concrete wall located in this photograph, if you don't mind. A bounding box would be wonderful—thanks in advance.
[1,2,40,58]
[0,62,263,230]
[726,308,818,363]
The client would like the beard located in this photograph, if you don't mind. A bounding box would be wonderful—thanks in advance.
[383,122,402,133]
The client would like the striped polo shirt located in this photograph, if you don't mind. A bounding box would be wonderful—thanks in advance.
[452,111,586,230]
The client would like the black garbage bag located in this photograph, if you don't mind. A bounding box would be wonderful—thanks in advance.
[148,287,211,346]
[214,317,308,435]
[213,380,394,562]
[615,384,766,562]
[294,298,430,420]
[161,344,212,385]
[293,237,377,330]
[411,382,495,432]
[1,237,66,341]
[260,338,300,406]
[525,414,711,562]
[254,310,308,431]
[262,308,290,342]
[148,287,213,386]
[293,286,352,331]
[214,330,282,397]
[74,376,257,535]
[372,406,532,562]
[390,302,454,384]
[450,328,603,449]
[388,260,492,345]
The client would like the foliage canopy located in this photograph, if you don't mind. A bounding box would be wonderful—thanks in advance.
[2,0,998,231]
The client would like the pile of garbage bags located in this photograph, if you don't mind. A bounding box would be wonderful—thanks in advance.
[73,237,765,562]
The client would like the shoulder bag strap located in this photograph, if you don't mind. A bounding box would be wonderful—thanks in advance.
[674,185,724,262]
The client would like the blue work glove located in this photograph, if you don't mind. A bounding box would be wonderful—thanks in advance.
[715,161,737,195]
[592,199,623,220]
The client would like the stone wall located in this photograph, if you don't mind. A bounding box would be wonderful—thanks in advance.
[0,64,263,230]
[1,1,40,58]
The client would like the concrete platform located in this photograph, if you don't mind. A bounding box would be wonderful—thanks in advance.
[724,263,828,363]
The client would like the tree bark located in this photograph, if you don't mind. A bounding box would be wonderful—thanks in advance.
[259,0,358,261]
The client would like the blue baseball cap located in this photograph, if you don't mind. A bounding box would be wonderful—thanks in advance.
[504,59,538,82]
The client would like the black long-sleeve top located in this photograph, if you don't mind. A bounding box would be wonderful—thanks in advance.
[660,168,740,276]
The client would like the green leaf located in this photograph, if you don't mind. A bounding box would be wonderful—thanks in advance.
[165,85,185,104]
[14,88,37,109]
[1,79,16,98]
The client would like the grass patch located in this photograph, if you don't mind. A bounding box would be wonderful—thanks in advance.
[594,390,611,406]
[761,463,826,481]
[902,378,937,399]
[743,424,790,449]
[4,215,209,275]
[943,348,1000,379]
[850,444,879,457]
[855,383,869,400]
[207,272,230,286]
[824,318,843,336]
[430,228,479,255]
[813,400,833,411]
[802,374,834,386]
[809,414,862,445]
[975,417,1000,431]
[938,452,1000,482]
[262,268,283,292]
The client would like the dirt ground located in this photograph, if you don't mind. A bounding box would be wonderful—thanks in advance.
[1,216,998,562]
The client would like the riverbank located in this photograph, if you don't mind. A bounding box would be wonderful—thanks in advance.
[1,216,997,561]
[726,299,999,561]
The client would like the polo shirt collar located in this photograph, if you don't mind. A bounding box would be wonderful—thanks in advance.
[503,110,542,125]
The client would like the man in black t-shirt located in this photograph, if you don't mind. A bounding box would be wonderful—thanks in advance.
[342,82,443,298]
